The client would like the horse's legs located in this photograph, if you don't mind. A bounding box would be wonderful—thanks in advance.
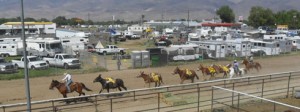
[154,82,157,87]
[99,88,103,93]
[117,87,122,91]
[180,79,184,84]
[63,94,70,104]
[191,78,194,83]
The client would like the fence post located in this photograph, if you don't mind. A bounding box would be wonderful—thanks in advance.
[110,98,113,112]
[197,87,200,112]
[287,72,291,98]
[211,87,214,111]
[133,91,136,101]
[261,79,265,102]
[273,103,276,112]
[232,83,235,106]
[292,87,295,98]
[95,96,98,112]
[52,100,56,112]
[158,92,160,112]
[2,107,5,112]
[237,93,240,112]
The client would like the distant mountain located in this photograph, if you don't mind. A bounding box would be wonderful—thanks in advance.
[0,0,300,21]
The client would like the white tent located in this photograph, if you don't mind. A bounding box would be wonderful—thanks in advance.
[95,41,104,49]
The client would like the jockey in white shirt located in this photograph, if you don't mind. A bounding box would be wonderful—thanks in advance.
[62,72,73,92]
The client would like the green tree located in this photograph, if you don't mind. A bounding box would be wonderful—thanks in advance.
[248,6,275,28]
[37,18,50,22]
[216,6,235,23]
[52,16,68,26]
[24,17,36,22]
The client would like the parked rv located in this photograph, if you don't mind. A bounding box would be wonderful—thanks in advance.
[12,56,48,69]
[0,42,19,57]
[43,53,81,69]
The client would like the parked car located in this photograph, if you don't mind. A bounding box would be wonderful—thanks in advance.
[43,53,81,69]
[0,57,17,73]
[12,56,48,69]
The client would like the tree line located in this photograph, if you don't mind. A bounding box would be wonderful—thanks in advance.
[0,16,137,27]
[217,6,300,29]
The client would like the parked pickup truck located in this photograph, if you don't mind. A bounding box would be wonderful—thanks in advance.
[95,45,126,55]
[0,57,17,73]
[12,56,48,69]
[43,53,81,69]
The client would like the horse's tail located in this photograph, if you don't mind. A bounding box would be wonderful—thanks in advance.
[81,83,92,91]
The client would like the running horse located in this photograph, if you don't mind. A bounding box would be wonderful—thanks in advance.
[242,59,262,72]
[211,64,231,78]
[49,80,92,103]
[137,71,164,87]
[93,74,127,93]
[172,66,199,84]
[198,64,217,80]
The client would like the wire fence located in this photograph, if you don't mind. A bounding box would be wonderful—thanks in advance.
[1,71,300,112]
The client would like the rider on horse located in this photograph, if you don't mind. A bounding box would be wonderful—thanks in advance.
[233,60,240,75]
[62,72,73,93]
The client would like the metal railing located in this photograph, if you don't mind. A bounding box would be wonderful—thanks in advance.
[1,71,300,112]
[212,86,300,112]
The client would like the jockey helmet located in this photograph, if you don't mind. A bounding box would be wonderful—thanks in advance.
[64,72,68,75]
[234,60,237,62]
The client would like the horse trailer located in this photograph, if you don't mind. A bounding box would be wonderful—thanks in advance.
[0,42,19,57]
[188,41,227,59]
[224,39,251,57]
[249,40,280,56]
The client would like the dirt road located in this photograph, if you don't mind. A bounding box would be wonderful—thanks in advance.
[0,54,300,106]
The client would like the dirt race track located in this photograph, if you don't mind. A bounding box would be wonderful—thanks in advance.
[1,54,300,111]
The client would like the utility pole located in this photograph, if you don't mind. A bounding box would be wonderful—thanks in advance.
[21,0,31,111]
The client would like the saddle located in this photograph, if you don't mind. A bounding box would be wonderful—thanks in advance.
[185,69,193,75]
[208,67,216,73]
[150,73,159,82]
[219,65,229,72]
[105,78,116,84]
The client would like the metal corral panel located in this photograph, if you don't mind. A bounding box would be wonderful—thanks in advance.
[131,51,142,68]
[141,50,150,67]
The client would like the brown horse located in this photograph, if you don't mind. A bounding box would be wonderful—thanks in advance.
[137,71,164,87]
[49,80,92,103]
[172,67,199,84]
[242,59,262,72]
[211,64,231,78]
[198,64,217,80]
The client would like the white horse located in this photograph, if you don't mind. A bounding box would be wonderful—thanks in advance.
[229,67,247,79]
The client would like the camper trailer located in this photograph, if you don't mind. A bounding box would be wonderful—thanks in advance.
[0,42,19,57]
[26,37,63,57]
[249,40,280,56]
[60,37,89,45]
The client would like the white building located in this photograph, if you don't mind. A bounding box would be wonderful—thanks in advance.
[56,29,87,38]
[0,22,56,35]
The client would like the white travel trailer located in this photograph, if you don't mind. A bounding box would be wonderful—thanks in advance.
[263,34,287,40]
[59,37,89,45]
[288,36,300,49]
[0,42,19,56]
[26,37,64,57]
[62,42,85,55]
[249,40,280,56]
